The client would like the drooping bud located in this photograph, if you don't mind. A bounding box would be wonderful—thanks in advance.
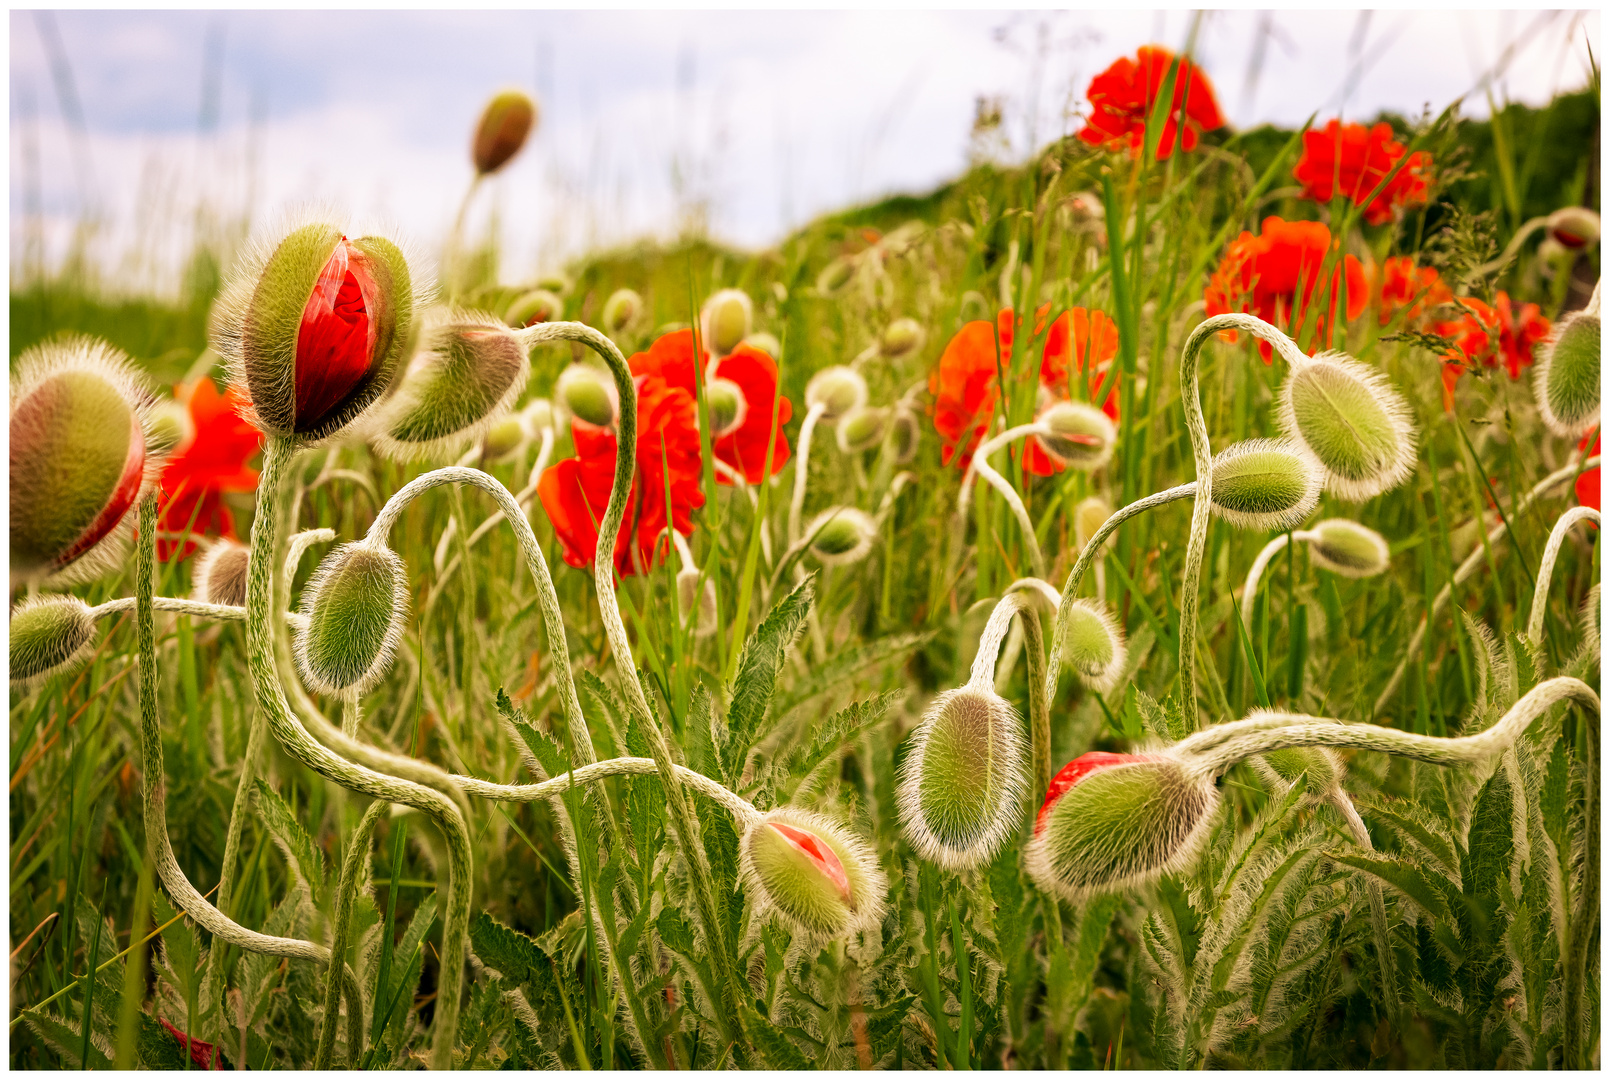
[481,414,529,462]
[1060,599,1128,693]
[806,366,868,421]
[889,404,921,464]
[816,257,854,295]
[897,686,1029,869]
[522,397,555,436]
[676,568,718,638]
[294,542,410,697]
[536,272,572,296]
[10,337,160,586]
[1208,438,1323,531]
[193,540,251,607]
[1277,352,1415,501]
[880,318,927,358]
[472,89,537,176]
[10,595,97,684]
[556,365,619,428]
[145,397,195,460]
[743,331,782,359]
[601,289,643,336]
[1547,207,1600,250]
[1251,746,1341,793]
[1535,309,1601,438]
[836,405,891,453]
[1025,753,1219,900]
[1305,518,1390,578]
[1035,401,1116,471]
[504,289,563,328]
[1074,496,1114,554]
[739,808,887,940]
[703,377,748,438]
[806,507,878,566]
[213,221,415,443]
[700,289,753,357]
[372,310,531,461]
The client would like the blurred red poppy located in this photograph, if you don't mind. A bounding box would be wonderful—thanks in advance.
[1204,216,1368,362]
[1293,120,1432,226]
[157,379,264,561]
[1378,255,1452,325]
[1494,291,1551,380]
[1078,45,1224,159]
[1431,297,1499,411]
[1577,430,1600,513]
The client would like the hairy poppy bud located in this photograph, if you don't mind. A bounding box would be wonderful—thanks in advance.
[523,397,555,435]
[481,414,529,462]
[601,288,643,336]
[145,397,195,460]
[806,366,868,421]
[1278,352,1415,501]
[890,404,921,464]
[1036,401,1116,471]
[743,331,782,359]
[1305,518,1390,578]
[193,540,250,607]
[1547,207,1600,250]
[214,221,416,443]
[807,507,877,566]
[740,809,887,940]
[700,289,753,357]
[1060,599,1127,693]
[505,289,563,328]
[556,365,619,429]
[704,377,748,438]
[1074,496,1114,554]
[1065,191,1105,223]
[1209,438,1323,531]
[10,337,160,586]
[880,318,926,358]
[294,542,409,697]
[1025,753,1219,900]
[816,257,854,296]
[1251,746,1341,792]
[372,311,531,461]
[836,405,890,453]
[472,88,537,176]
[1536,309,1600,439]
[897,686,1028,869]
[677,568,718,638]
[10,595,97,684]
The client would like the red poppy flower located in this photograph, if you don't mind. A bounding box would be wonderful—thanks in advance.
[1035,751,1156,836]
[295,237,380,431]
[1204,216,1369,362]
[1577,430,1600,513]
[1377,256,1452,325]
[1292,121,1432,227]
[1494,291,1551,381]
[157,379,264,561]
[1078,45,1224,160]
[1431,297,1499,412]
[159,1016,222,1070]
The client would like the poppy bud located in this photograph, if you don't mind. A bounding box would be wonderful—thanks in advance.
[373,311,531,461]
[704,377,748,438]
[1305,518,1390,578]
[294,541,409,697]
[1074,496,1114,553]
[1064,191,1105,223]
[880,318,926,358]
[481,414,529,462]
[816,257,854,296]
[505,289,563,328]
[556,365,619,428]
[1208,438,1323,531]
[193,540,250,607]
[1251,746,1341,792]
[743,331,782,359]
[890,404,921,464]
[1546,207,1600,250]
[1036,401,1116,471]
[10,595,97,684]
[601,288,643,336]
[1535,310,1600,439]
[1060,599,1127,693]
[536,272,571,296]
[700,289,753,357]
[214,221,416,443]
[472,88,537,176]
[739,809,887,940]
[836,405,890,454]
[897,686,1029,869]
[10,337,160,586]
[1277,352,1415,502]
[523,397,555,435]
[806,507,877,566]
[145,397,195,460]
[676,568,718,638]
[806,366,868,421]
[1025,753,1219,900]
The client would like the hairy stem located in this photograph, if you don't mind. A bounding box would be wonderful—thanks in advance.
[314,798,389,1069]
[1525,506,1600,645]
[1239,531,1317,629]
[789,401,829,544]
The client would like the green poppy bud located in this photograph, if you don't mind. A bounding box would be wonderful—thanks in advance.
[481,414,529,463]
[836,405,890,454]
[536,272,572,296]
[816,257,854,296]
[743,331,782,359]
[880,318,926,358]
[1208,438,1323,531]
[1536,310,1600,439]
[10,595,97,684]
[806,507,877,566]
[1074,496,1114,554]
[556,365,619,428]
[1251,746,1341,793]
[504,289,563,328]
[294,542,410,698]
[739,809,887,941]
[193,540,250,607]
[1278,352,1415,502]
[704,377,748,438]
[522,397,555,436]
[145,397,195,460]
[1305,518,1390,579]
[1036,401,1116,471]
[897,686,1028,869]
[472,88,537,176]
[601,288,643,336]
[700,289,753,357]
[1061,599,1127,693]
[806,366,868,421]
[1547,207,1600,250]
[890,404,921,465]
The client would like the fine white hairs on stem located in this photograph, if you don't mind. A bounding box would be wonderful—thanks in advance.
[1207,438,1323,530]
[9,594,98,685]
[1277,351,1417,502]
[738,807,888,942]
[293,540,411,698]
[1526,505,1602,645]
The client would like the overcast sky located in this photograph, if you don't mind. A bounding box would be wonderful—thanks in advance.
[10,9,1600,294]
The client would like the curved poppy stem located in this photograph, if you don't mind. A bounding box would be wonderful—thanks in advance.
[449,756,763,826]
[957,423,1046,522]
[1239,530,1319,629]
[87,595,304,627]
[966,426,1050,579]
[789,400,829,544]
[313,797,389,1070]
[1526,506,1600,645]
[1006,578,1060,795]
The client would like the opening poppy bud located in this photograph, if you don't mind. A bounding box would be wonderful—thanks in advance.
[743,331,782,359]
[897,686,1029,869]
[294,541,409,698]
[601,288,643,336]
[1306,518,1390,578]
[890,404,921,464]
[1060,599,1127,692]
[193,540,250,607]
[739,809,887,940]
[1025,754,1219,900]
[807,507,877,566]
[1535,310,1600,438]
[522,397,555,435]
[216,222,415,443]
[1251,746,1341,792]
[806,366,868,421]
[704,377,748,438]
[1036,401,1116,471]
[1546,207,1600,250]
[472,88,537,176]
[556,365,619,428]
[676,568,718,638]
[373,311,531,461]
[880,318,926,358]
[10,338,158,586]
[816,257,854,295]
[481,415,529,462]
[145,397,195,460]
[1074,496,1114,554]
[700,288,753,357]
[505,289,563,328]
[1208,438,1323,531]
[836,405,890,454]
[1277,352,1416,502]
[10,595,97,684]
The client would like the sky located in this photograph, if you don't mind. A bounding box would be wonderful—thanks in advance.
[9,9,1601,295]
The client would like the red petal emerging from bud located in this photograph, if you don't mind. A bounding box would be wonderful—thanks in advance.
[1035,751,1151,836]
[56,423,144,571]
[295,238,377,430]
[768,821,853,906]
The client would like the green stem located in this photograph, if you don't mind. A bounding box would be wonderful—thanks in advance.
[1525,506,1601,645]
[314,798,389,1069]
